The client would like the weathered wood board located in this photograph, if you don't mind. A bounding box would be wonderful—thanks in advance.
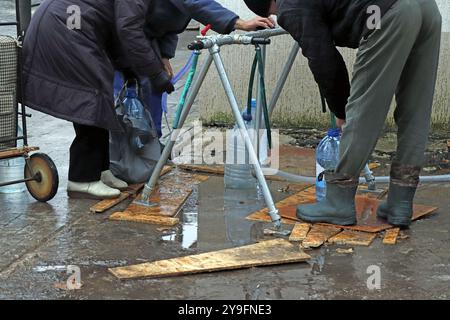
[247,186,438,233]
[109,171,209,224]
[289,223,311,242]
[109,212,180,226]
[328,230,377,246]
[302,225,342,249]
[246,185,314,225]
[109,239,311,280]
[383,228,401,245]
[178,164,225,176]
[178,164,293,182]
[90,192,134,214]
[0,146,39,159]
[90,166,173,214]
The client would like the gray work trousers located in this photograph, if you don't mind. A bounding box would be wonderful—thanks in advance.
[336,0,442,178]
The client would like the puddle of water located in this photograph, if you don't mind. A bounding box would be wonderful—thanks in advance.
[223,188,266,247]
[161,211,198,249]
[33,265,68,272]
[308,253,326,275]
[161,183,267,250]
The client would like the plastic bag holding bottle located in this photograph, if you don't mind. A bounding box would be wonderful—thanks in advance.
[109,80,162,184]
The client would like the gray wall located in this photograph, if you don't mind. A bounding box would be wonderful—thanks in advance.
[198,0,450,131]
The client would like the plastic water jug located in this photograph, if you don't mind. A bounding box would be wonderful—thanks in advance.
[224,100,259,190]
[316,128,341,201]
[123,85,147,150]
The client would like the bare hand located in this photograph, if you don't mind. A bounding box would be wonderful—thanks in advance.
[161,58,174,80]
[235,17,276,31]
[336,118,346,129]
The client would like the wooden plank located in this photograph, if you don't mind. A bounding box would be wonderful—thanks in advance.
[246,186,438,233]
[246,213,297,225]
[328,230,377,246]
[109,171,209,224]
[383,228,400,245]
[302,225,341,249]
[289,223,311,242]
[246,184,313,225]
[124,188,194,217]
[90,166,173,214]
[178,164,291,182]
[178,164,225,176]
[109,211,179,226]
[0,146,39,159]
[90,192,131,214]
[109,239,311,280]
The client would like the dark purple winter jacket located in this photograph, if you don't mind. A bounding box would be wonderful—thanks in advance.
[22,0,163,131]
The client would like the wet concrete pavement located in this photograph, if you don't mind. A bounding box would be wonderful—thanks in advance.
[1,30,450,299]
[1,170,449,299]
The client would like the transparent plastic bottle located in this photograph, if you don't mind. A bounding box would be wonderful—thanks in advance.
[123,85,144,119]
[224,100,258,190]
[0,126,26,194]
[123,85,145,150]
[316,128,341,202]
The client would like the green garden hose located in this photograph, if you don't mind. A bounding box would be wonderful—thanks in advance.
[246,46,272,148]
[172,51,200,129]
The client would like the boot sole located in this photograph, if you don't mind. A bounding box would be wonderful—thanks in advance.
[296,212,357,226]
[377,207,411,228]
[67,191,120,200]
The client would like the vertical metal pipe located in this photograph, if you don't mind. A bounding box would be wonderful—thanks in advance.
[15,0,32,36]
[210,45,281,227]
[268,43,299,117]
[15,1,31,146]
[140,54,213,202]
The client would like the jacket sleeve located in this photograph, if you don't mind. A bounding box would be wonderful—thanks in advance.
[278,2,350,120]
[180,0,239,34]
[158,33,179,59]
[114,0,163,77]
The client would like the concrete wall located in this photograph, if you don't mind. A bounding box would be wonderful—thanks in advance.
[198,0,450,131]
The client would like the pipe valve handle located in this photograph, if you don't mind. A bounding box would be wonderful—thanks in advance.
[251,38,271,45]
[188,41,205,51]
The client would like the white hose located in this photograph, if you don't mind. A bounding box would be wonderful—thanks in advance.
[268,169,450,184]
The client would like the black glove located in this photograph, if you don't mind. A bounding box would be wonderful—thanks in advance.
[122,68,138,86]
[150,71,175,94]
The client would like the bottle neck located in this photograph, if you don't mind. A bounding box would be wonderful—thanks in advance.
[126,86,138,98]
[327,128,341,138]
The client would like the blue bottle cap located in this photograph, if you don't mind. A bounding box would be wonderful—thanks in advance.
[126,86,138,98]
[327,128,341,138]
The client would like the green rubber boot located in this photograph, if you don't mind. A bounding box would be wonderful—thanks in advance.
[377,163,421,228]
[296,172,358,226]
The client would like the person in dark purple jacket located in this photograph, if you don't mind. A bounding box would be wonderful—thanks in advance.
[245,0,441,228]
[22,0,274,200]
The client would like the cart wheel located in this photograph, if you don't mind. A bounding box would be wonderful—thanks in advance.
[24,153,59,202]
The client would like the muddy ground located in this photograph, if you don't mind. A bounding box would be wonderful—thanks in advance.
[1,32,450,300]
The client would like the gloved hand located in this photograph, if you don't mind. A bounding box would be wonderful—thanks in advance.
[150,71,175,94]
[122,68,138,86]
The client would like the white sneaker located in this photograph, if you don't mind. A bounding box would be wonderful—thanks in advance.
[67,180,121,200]
[101,170,128,190]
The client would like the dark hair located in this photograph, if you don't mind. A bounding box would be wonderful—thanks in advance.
[243,0,272,17]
